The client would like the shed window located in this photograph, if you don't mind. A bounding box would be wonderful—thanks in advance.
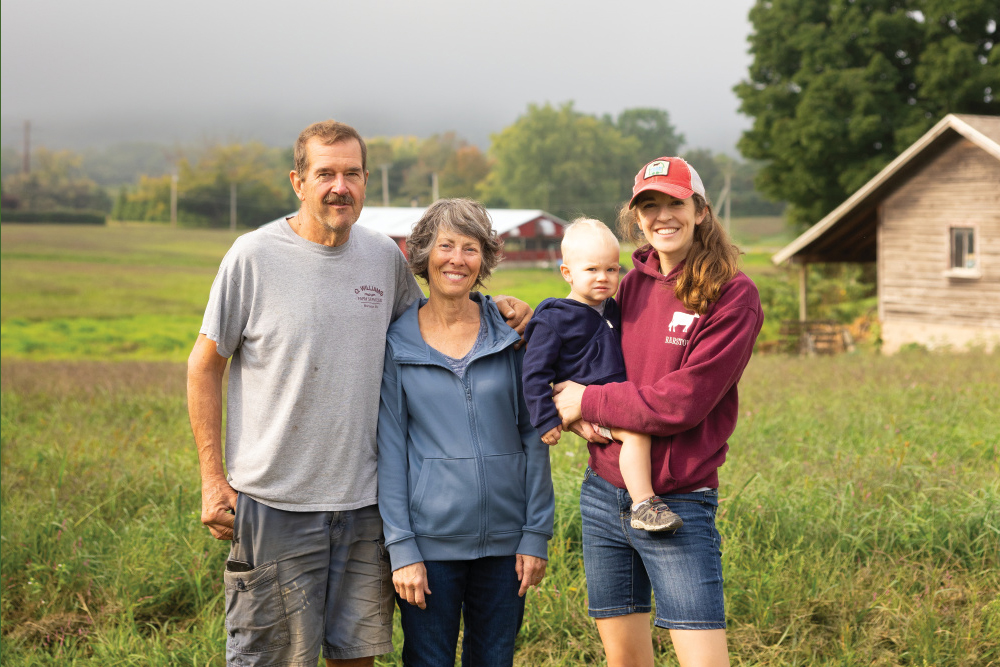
[951,227,977,270]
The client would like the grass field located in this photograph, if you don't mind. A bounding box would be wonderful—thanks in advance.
[2,223,998,666]
[0,221,794,362]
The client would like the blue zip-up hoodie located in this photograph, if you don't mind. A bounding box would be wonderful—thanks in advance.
[522,297,628,434]
[377,293,555,572]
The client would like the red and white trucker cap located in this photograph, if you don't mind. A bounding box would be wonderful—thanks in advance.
[628,157,706,209]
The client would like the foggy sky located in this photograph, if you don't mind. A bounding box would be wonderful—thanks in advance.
[1,0,757,154]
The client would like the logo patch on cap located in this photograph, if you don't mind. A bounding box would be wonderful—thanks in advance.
[644,161,669,179]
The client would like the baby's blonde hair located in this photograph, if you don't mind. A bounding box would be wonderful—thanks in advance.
[561,218,619,265]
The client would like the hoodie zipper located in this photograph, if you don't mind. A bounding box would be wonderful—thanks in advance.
[390,302,521,559]
[461,373,490,557]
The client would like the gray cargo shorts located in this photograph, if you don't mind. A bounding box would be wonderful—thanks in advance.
[224,494,394,666]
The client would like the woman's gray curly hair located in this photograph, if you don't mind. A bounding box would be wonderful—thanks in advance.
[406,198,504,290]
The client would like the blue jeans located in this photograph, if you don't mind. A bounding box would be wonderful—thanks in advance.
[580,467,726,630]
[397,556,525,667]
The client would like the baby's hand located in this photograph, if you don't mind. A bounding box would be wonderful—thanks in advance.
[541,426,562,446]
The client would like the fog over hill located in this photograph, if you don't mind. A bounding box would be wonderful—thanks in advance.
[2,0,755,154]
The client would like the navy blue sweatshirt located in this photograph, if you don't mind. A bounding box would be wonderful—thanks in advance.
[522,297,627,434]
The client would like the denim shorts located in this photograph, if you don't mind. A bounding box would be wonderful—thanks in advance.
[580,468,726,630]
[224,494,394,666]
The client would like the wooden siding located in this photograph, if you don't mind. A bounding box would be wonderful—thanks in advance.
[879,139,1000,329]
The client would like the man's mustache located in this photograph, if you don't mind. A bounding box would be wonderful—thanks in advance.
[323,193,355,206]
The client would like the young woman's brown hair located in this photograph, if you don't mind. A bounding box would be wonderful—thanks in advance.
[617,193,740,315]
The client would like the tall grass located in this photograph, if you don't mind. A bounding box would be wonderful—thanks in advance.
[2,352,997,666]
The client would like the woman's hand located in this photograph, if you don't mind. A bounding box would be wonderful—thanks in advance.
[515,554,547,597]
[393,562,431,609]
[553,381,586,426]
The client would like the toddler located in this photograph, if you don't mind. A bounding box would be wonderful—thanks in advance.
[522,218,683,532]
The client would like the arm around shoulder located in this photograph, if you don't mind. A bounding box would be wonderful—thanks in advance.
[493,294,533,337]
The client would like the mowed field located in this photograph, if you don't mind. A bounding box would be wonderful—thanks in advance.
[2,223,998,666]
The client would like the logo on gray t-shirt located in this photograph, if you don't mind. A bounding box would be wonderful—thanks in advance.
[355,284,385,309]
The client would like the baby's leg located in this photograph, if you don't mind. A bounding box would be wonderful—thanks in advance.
[614,429,684,532]
[613,429,654,505]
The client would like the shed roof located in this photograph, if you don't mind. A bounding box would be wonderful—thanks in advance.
[263,207,568,238]
[772,114,1000,265]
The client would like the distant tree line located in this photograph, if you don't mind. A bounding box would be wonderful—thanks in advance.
[2,104,783,229]
[1,148,111,216]
[111,143,296,227]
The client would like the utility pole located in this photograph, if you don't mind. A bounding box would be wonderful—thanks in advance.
[230,182,237,231]
[798,262,808,322]
[723,170,732,235]
[431,172,439,202]
[170,173,178,227]
[23,120,30,173]
[380,164,390,206]
[715,167,732,235]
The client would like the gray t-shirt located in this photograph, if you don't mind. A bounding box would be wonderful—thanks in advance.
[200,218,423,511]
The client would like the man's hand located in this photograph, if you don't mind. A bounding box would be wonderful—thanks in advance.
[201,477,238,540]
[515,554,547,597]
[393,562,431,609]
[540,425,562,446]
[493,295,533,339]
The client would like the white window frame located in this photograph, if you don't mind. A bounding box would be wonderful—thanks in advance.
[944,225,982,279]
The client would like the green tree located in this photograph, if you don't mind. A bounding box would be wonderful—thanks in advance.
[113,142,295,227]
[1,147,22,181]
[400,132,460,204]
[364,136,420,206]
[735,0,998,228]
[364,133,492,206]
[80,142,173,186]
[2,147,111,213]
[481,102,640,225]
[439,144,491,199]
[615,108,685,162]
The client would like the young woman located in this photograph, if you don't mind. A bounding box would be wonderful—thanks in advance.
[554,157,763,667]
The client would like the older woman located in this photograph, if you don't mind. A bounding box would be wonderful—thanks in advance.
[554,157,764,667]
[377,198,554,667]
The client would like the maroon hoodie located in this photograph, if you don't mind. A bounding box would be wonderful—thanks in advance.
[581,247,763,494]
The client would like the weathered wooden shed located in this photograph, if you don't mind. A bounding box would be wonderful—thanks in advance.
[772,114,1000,353]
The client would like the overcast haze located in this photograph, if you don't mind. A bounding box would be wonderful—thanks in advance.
[2,0,756,154]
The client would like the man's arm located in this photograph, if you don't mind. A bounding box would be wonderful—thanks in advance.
[187,333,237,540]
[493,295,532,337]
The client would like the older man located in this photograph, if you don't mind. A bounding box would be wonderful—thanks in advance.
[188,120,529,667]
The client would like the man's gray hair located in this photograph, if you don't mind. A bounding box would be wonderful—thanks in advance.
[294,120,367,176]
[406,198,504,290]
